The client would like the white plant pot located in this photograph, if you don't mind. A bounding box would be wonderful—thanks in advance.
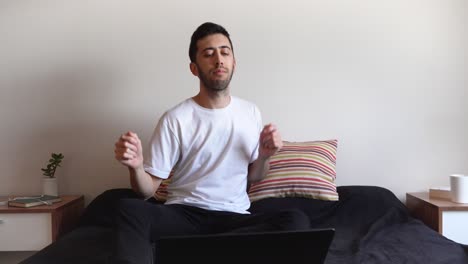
[450,174,468,203]
[42,177,58,196]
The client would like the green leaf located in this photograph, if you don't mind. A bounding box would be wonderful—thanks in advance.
[42,152,64,178]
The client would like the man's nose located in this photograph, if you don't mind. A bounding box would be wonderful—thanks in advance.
[214,51,224,66]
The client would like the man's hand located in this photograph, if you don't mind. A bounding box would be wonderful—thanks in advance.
[258,123,283,160]
[248,124,283,183]
[114,131,144,170]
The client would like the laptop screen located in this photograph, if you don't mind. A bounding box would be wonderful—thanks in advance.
[155,228,335,264]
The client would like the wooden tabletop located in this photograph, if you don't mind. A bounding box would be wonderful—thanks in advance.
[407,192,468,210]
[0,195,84,213]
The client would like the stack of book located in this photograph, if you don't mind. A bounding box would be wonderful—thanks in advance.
[429,187,451,200]
[8,195,62,208]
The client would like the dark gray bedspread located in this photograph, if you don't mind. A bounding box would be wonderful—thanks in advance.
[22,186,468,264]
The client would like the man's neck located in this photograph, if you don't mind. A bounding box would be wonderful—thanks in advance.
[193,87,231,109]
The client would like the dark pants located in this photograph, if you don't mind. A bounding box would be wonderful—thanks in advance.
[110,199,310,264]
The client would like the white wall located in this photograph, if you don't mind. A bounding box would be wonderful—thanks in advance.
[1,0,467,204]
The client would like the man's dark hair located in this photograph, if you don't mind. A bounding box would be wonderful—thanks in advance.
[189,22,234,63]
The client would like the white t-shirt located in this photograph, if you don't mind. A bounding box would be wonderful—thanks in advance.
[143,96,262,214]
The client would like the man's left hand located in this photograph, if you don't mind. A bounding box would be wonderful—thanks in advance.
[258,123,283,160]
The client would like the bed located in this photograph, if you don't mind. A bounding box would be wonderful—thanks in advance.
[20,185,468,264]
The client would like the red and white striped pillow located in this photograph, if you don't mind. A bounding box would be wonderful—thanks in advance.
[248,140,339,202]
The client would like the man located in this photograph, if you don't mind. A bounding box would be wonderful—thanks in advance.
[112,22,309,264]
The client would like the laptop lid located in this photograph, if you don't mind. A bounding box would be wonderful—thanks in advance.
[155,228,335,264]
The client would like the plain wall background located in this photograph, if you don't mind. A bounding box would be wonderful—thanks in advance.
[1,0,467,204]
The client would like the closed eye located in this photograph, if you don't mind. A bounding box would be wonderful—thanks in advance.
[201,46,231,57]
[221,48,230,56]
[203,50,214,57]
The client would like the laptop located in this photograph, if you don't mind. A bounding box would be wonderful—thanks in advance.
[155,228,335,264]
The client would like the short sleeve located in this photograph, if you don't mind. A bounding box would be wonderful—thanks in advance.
[249,105,263,163]
[143,113,180,179]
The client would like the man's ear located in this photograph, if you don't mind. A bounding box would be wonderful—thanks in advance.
[233,57,236,73]
[190,62,198,77]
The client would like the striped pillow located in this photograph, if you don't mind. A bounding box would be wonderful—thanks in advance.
[248,140,339,202]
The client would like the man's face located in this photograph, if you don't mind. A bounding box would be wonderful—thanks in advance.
[191,33,236,92]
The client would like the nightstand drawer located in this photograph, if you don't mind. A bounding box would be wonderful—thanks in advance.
[0,213,52,251]
[442,211,468,245]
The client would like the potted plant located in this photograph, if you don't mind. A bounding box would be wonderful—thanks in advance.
[41,153,64,196]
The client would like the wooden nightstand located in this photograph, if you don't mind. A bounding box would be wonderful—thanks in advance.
[0,195,84,251]
[406,192,468,245]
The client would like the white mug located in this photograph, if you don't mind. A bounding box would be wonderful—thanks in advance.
[450,174,468,203]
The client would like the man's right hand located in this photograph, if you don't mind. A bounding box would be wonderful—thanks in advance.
[114,131,144,170]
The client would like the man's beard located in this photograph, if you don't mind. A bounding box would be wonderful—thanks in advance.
[197,65,233,92]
